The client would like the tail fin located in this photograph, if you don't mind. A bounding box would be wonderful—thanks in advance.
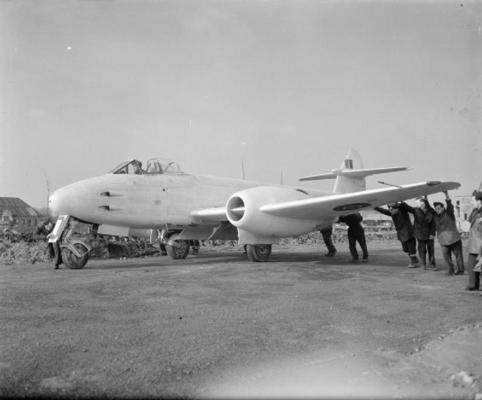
[299,149,407,193]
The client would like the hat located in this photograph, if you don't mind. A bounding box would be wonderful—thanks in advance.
[473,190,482,201]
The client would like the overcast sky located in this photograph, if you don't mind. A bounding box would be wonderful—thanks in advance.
[1,0,481,208]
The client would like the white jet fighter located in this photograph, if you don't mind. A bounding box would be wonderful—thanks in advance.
[48,149,460,269]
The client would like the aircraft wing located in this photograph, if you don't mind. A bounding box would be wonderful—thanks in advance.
[260,181,460,220]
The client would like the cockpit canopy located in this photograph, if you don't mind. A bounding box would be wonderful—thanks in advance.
[110,158,183,175]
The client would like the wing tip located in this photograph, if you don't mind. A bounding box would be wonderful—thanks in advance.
[426,181,461,190]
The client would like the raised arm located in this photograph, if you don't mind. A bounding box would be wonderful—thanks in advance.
[444,191,455,217]
[401,201,414,213]
[425,196,435,214]
[374,206,391,217]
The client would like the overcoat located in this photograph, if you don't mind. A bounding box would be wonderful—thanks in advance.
[467,207,482,255]
[430,200,461,246]
[375,203,414,242]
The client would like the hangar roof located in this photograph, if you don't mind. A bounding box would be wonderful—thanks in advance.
[0,197,41,218]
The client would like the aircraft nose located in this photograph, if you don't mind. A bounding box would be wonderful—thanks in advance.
[49,188,71,218]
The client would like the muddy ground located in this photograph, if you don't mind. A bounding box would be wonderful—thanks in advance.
[1,241,481,399]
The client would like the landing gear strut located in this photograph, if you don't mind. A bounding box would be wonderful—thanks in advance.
[48,215,92,269]
[246,244,272,262]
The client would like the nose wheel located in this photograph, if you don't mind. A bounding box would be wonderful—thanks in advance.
[61,242,90,269]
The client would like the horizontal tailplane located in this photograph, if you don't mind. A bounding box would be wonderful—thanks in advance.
[299,149,408,193]
[299,167,407,182]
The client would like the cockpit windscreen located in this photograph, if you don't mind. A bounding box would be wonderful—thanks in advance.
[110,158,183,175]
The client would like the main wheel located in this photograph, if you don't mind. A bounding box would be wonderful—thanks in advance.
[166,240,190,259]
[246,244,272,262]
[61,243,89,269]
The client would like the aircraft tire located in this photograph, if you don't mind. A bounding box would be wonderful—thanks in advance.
[246,244,272,262]
[61,243,89,269]
[166,240,190,259]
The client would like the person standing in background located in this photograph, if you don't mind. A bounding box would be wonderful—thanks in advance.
[465,190,482,290]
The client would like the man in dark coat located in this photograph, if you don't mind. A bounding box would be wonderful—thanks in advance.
[374,202,420,268]
[338,213,368,263]
[427,191,464,275]
[405,197,437,270]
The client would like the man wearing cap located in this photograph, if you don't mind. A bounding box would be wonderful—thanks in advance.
[427,191,464,276]
[405,197,437,270]
[465,190,482,290]
[374,202,419,268]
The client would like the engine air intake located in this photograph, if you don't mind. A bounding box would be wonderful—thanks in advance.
[226,196,245,222]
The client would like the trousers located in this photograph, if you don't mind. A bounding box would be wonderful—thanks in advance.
[321,228,337,254]
[441,240,464,273]
[348,229,368,260]
[467,253,480,289]
[417,239,435,266]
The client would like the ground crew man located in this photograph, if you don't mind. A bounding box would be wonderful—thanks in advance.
[375,202,420,268]
[465,190,482,290]
[320,225,337,257]
[35,220,61,268]
[338,213,368,263]
[405,197,437,270]
[34,220,54,239]
[427,191,464,275]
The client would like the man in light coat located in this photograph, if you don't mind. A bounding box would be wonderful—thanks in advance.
[465,190,482,291]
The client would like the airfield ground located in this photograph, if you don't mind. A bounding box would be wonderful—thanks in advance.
[1,241,482,399]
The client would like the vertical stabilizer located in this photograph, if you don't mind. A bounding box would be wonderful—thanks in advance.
[334,149,365,193]
[298,149,407,193]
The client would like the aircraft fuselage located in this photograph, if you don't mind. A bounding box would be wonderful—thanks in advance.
[49,173,327,229]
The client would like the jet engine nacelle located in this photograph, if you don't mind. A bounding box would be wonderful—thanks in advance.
[226,186,319,238]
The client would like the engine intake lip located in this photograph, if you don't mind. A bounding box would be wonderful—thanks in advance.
[226,196,245,222]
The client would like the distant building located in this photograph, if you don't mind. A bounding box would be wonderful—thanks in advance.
[0,197,43,233]
[362,210,396,239]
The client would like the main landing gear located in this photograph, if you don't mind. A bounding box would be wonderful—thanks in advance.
[165,239,190,259]
[246,244,272,262]
[157,230,191,260]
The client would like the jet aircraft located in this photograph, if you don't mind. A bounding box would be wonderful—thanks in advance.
[48,150,460,269]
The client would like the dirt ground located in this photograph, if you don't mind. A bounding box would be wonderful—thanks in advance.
[1,241,481,399]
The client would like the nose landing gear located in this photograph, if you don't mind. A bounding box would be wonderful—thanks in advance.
[60,242,90,269]
[48,215,92,269]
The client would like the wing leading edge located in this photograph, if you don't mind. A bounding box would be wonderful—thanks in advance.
[260,181,460,220]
